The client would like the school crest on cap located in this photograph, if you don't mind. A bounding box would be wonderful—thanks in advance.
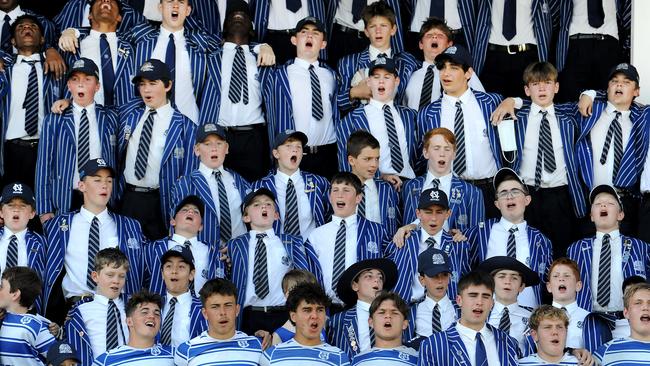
[430,190,440,200]
[73,59,85,69]
[12,184,22,194]
[96,158,107,167]
[616,63,629,71]
[431,253,445,265]
[140,62,154,72]
[204,123,217,132]
[446,46,457,54]
[59,343,73,354]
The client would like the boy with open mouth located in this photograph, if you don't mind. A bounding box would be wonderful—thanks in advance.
[519,305,580,365]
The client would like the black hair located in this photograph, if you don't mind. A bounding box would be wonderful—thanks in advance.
[2,266,42,309]
[330,172,363,195]
[199,278,238,306]
[347,130,380,158]
[125,290,163,317]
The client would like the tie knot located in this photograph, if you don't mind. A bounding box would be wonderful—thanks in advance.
[382,104,391,113]
[603,233,611,242]
[561,307,568,313]
[340,219,346,226]
[22,59,36,66]
[169,297,177,305]
[614,111,622,120]
[256,233,267,240]
[169,33,174,41]
[9,235,16,241]
[4,15,9,21]
[509,226,518,234]
[309,64,315,71]
[540,110,548,118]
[92,216,99,225]
[82,108,88,116]
[108,299,115,306]
[148,108,157,116]
[213,170,222,178]
[183,240,191,247]
[503,307,509,314]
[100,33,107,39]
[455,100,462,108]
[475,332,482,341]
[377,53,387,59]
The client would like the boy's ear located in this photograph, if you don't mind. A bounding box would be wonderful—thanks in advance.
[91,271,99,285]
[575,280,583,292]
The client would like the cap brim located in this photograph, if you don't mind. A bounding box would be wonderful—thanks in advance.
[83,166,116,179]
[589,185,623,209]
[174,196,205,217]
[336,258,398,306]
[242,188,276,212]
[477,256,540,287]
[493,167,525,191]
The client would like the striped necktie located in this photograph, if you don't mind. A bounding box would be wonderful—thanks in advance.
[499,306,511,333]
[160,297,176,345]
[228,45,249,104]
[476,332,488,366]
[23,60,39,136]
[382,104,404,173]
[599,111,623,179]
[5,235,18,269]
[214,171,232,242]
[431,178,440,190]
[99,33,115,106]
[309,65,324,120]
[87,217,100,288]
[369,326,376,347]
[165,34,176,102]
[534,110,556,188]
[596,234,612,307]
[431,303,442,333]
[284,178,300,236]
[419,65,435,110]
[332,219,347,288]
[106,299,120,350]
[358,184,367,218]
[507,226,518,258]
[453,101,466,175]
[78,108,91,170]
[253,233,270,299]
[425,236,437,249]
[134,109,156,180]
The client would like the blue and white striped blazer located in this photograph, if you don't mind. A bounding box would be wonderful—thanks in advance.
[336,104,418,173]
[53,0,146,34]
[567,235,650,311]
[326,305,363,359]
[417,323,520,366]
[473,0,555,76]
[160,294,207,343]
[42,211,146,310]
[370,178,401,237]
[465,219,554,304]
[170,169,251,248]
[64,297,98,366]
[117,101,197,225]
[143,237,224,296]
[402,175,485,233]
[35,105,119,215]
[391,230,472,302]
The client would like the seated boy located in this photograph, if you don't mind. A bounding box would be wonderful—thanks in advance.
[519,305,580,365]
[262,282,349,365]
[272,269,320,345]
[65,248,130,366]
[93,290,174,365]
[0,266,56,364]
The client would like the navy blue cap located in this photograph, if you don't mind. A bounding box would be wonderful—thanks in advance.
[493,167,526,191]
[241,188,276,213]
[368,56,398,76]
[609,63,639,85]
[174,195,205,219]
[67,57,99,80]
[418,188,449,210]
[273,130,308,149]
[132,59,171,84]
[418,247,451,277]
[336,258,398,307]
[79,158,115,180]
[47,341,81,366]
[0,182,35,207]
[435,45,473,68]
[477,256,540,287]
[196,123,227,144]
[161,245,195,270]
[294,16,326,35]
[590,184,623,209]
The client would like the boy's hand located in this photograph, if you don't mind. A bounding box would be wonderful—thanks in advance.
[490,97,517,125]
[349,81,372,100]
[44,48,67,79]
[380,174,402,192]
[0,58,5,72]
[51,99,71,114]
[40,213,54,224]
[578,94,594,117]
[48,322,62,338]
[450,228,467,242]
[219,244,232,272]
[58,28,79,53]
[392,224,417,248]
[254,330,272,350]
[257,44,276,66]
[572,348,594,366]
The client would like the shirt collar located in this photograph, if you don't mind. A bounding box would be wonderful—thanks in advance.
[421,228,443,244]
[160,26,185,39]
[596,230,620,240]
[1,6,22,20]
[249,228,276,239]
[531,102,556,118]
[171,234,198,246]
[90,29,117,41]
[606,101,631,116]
[94,293,121,305]
[357,300,371,312]
[73,101,96,115]
[223,42,249,52]
[332,214,357,227]
[167,290,192,305]
[275,169,301,184]
[294,57,319,69]
[79,206,110,224]
[499,217,526,231]
[368,99,395,110]
[147,102,173,120]
[16,54,41,63]
[456,322,488,340]
[443,87,472,105]
[426,293,452,307]
[552,301,578,314]
[2,227,27,242]
[426,170,452,183]
[369,45,392,60]
[199,162,225,177]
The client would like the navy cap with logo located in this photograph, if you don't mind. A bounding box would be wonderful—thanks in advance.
[418,188,449,210]
[609,63,639,85]
[273,129,308,149]
[79,158,116,180]
[477,256,540,287]
[241,188,276,213]
[294,16,326,35]
[161,245,195,270]
[435,45,473,68]
[0,182,35,207]
[418,247,451,277]
[67,57,100,80]
[590,184,623,210]
[47,341,81,366]
[174,195,205,219]
[493,167,526,191]
[368,56,398,76]
[336,258,398,307]
[132,59,171,84]
[196,123,228,144]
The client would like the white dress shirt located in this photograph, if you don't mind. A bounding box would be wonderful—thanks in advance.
[590,103,632,188]
[356,300,372,352]
[72,102,103,189]
[62,207,118,298]
[79,30,118,106]
[591,230,624,312]
[124,103,174,188]
[274,169,315,238]
[360,179,381,224]
[152,27,199,123]
[163,291,192,347]
[77,294,129,357]
[552,301,589,349]
[411,229,444,301]
[167,234,210,292]
[334,0,380,30]
[0,227,28,271]
[364,100,416,178]
[218,42,265,127]
[416,295,457,337]
[268,0,309,30]
[519,103,569,187]
[486,218,537,308]
[288,57,336,146]
[410,0,462,31]
[440,89,498,180]
[456,322,500,366]
[308,215,360,304]
[244,229,290,307]
[569,0,618,39]
[488,0,537,45]
[198,163,246,239]
[487,301,531,352]
[6,54,44,140]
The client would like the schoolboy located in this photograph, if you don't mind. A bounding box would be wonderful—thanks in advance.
[36,57,119,220]
[346,130,401,236]
[336,1,417,115]
[228,187,314,335]
[327,258,398,359]
[145,195,222,296]
[65,248,130,366]
[352,292,417,365]
[0,266,56,365]
[174,278,263,365]
[117,59,196,240]
[404,17,484,111]
[465,167,553,308]
[93,290,174,365]
[172,123,250,248]
[418,271,520,366]
[262,282,349,365]
[567,184,650,338]
[337,57,418,183]
[519,305,580,365]
[272,269,319,345]
[307,172,389,310]
[46,341,80,366]
[252,130,330,238]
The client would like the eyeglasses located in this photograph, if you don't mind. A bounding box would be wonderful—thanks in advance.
[495,188,526,199]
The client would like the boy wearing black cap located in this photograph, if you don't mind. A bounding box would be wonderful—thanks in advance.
[228,187,315,336]
[171,123,251,248]
[327,258,398,359]
[465,167,553,309]
[252,130,330,238]
[46,341,80,366]
[117,59,196,240]
[36,57,119,221]
[337,56,418,186]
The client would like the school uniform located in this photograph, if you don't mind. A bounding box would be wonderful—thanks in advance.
[519,353,579,365]
[418,323,520,366]
[352,346,418,366]
[359,178,401,238]
[35,104,119,216]
[252,169,331,238]
[262,339,350,365]
[53,0,146,35]
[552,301,590,350]
[414,295,459,338]
[402,172,485,233]
[594,337,650,365]
[487,302,532,355]
[0,312,56,366]
[466,218,553,307]
[159,292,207,347]
[174,331,263,366]
[327,303,373,359]
[337,101,418,178]
[93,344,175,366]
[170,164,251,248]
